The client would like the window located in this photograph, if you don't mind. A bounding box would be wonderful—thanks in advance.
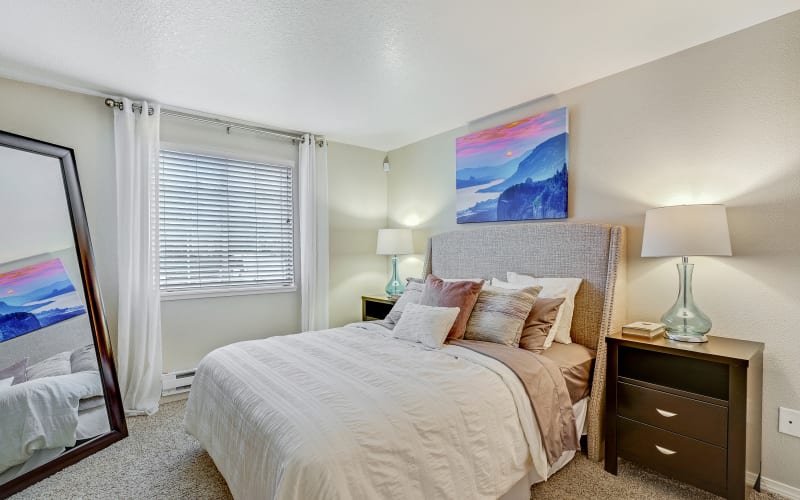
[158,148,294,297]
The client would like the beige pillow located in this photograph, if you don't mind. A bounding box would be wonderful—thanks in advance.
[392,303,460,349]
[463,285,541,346]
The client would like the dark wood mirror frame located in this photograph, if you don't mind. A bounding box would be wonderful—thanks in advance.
[0,131,127,498]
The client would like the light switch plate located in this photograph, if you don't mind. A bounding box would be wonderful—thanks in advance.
[779,407,800,438]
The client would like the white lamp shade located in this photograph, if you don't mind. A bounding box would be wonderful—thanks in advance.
[641,204,732,257]
[376,228,414,255]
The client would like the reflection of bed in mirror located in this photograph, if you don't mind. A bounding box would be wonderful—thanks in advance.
[0,344,109,483]
[0,130,126,497]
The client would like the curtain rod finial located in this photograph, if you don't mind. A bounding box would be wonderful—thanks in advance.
[104,98,122,110]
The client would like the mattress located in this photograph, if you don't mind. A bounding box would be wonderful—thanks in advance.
[540,342,596,403]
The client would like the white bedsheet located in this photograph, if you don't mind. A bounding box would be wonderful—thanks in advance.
[0,371,102,473]
[185,323,552,500]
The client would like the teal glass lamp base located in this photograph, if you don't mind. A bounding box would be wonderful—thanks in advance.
[385,255,405,298]
[662,258,711,343]
[663,331,708,343]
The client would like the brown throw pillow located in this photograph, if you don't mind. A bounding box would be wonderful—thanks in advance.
[519,297,566,353]
[419,274,484,340]
[0,358,29,386]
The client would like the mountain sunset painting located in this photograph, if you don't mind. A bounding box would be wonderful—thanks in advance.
[0,258,87,343]
[456,107,568,223]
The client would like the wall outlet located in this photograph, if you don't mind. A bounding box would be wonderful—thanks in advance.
[778,407,800,438]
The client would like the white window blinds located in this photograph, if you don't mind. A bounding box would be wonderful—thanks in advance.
[158,149,294,294]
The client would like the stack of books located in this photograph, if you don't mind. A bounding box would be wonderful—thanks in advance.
[622,321,666,338]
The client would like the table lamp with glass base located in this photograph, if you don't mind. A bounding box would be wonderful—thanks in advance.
[384,254,404,297]
[641,204,732,343]
[661,256,713,342]
[376,228,414,298]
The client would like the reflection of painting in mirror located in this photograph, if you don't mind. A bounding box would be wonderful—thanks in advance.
[0,258,87,343]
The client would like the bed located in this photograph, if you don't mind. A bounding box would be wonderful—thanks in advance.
[185,222,626,499]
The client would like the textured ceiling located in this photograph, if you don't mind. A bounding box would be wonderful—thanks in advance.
[0,1,797,150]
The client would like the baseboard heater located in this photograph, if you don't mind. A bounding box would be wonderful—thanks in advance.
[161,368,196,397]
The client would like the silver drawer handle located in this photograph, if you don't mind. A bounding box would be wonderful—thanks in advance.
[655,445,677,455]
[656,408,677,418]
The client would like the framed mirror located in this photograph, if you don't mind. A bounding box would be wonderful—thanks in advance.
[0,130,126,497]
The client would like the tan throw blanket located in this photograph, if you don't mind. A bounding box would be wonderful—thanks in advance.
[450,339,580,465]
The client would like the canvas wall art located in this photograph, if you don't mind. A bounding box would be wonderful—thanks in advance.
[0,258,86,343]
[456,107,568,224]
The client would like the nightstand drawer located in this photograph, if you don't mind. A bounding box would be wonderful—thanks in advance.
[618,417,727,495]
[618,381,728,447]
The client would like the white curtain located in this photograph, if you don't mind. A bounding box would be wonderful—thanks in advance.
[113,98,162,416]
[298,134,329,331]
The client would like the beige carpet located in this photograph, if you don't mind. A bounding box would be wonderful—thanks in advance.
[12,399,231,500]
[531,452,782,500]
[11,399,784,500]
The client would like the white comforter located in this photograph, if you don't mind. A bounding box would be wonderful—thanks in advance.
[0,371,102,473]
[185,323,550,500]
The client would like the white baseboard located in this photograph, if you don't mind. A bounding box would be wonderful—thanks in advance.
[762,476,800,499]
[747,472,800,499]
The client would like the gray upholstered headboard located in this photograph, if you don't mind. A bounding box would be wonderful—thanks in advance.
[421,221,627,461]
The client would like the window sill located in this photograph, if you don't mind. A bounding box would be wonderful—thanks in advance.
[160,285,296,301]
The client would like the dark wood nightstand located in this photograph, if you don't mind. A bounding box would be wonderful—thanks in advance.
[361,295,397,321]
[604,332,763,500]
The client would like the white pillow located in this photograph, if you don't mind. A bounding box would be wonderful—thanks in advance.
[392,303,460,349]
[502,273,582,347]
[384,281,425,327]
[0,377,13,389]
[26,351,72,380]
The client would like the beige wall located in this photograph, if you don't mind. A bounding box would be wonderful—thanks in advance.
[387,12,800,489]
[0,77,120,352]
[327,143,389,327]
[0,76,388,373]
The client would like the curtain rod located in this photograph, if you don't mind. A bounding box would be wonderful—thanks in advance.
[103,98,323,145]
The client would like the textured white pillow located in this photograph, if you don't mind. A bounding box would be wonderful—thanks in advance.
[501,273,582,347]
[392,303,460,349]
[26,351,72,380]
[384,281,425,328]
[0,377,13,389]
